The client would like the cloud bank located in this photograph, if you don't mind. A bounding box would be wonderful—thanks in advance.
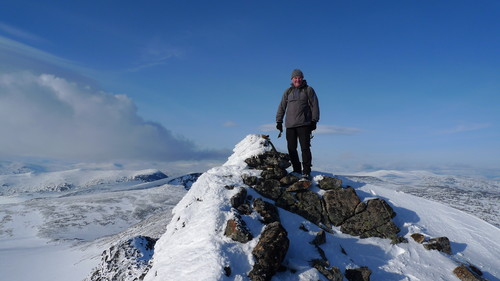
[0,72,228,161]
[259,123,360,135]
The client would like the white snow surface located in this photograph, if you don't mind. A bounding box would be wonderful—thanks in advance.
[145,135,500,281]
[1,134,499,281]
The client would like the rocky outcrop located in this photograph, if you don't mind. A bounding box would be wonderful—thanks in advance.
[133,170,168,182]
[340,198,400,240]
[277,189,326,226]
[224,214,253,243]
[423,237,452,254]
[253,198,280,224]
[244,154,402,242]
[238,136,410,280]
[323,187,360,226]
[453,264,487,281]
[411,233,453,255]
[345,267,372,281]
[86,236,156,281]
[249,222,289,281]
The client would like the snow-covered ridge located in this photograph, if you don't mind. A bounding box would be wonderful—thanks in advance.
[1,134,499,281]
[0,164,168,195]
[143,134,500,281]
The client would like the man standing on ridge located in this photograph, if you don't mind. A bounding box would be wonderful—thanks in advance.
[276,69,320,180]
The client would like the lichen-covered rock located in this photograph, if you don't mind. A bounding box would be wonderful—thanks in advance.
[323,187,361,226]
[249,222,289,281]
[224,215,253,243]
[453,264,487,281]
[411,233,426,243]
[253,179,283,200]
[311,259,343,281]
[245,151,290,170]
[423,237,452,254]
[276,190,325,226]
[280,174,300,186]
[318,176,343,190]
[230,188,247,209]
[340,198,400,239]
[286,180,312,192]
[253,198,280,224]
[261,167,288,180]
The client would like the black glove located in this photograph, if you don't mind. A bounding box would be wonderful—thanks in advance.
[311,121,317,131]
[276,122,283,132]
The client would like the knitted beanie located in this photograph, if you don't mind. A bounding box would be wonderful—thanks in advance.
[291,69,304,79]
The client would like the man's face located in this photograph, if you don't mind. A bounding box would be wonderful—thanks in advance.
[292,76,303,87]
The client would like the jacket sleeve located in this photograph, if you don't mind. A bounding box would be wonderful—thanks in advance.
[276,89,289,123]
[308,87,320,122]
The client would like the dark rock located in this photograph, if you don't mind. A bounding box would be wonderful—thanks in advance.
[242,174,260,187]
[133,170,168,182]
[237,203,252,215]
[261,167,288,180]
[249,222,289,281]
[411,233,426,243]
[340,198,400,239]
[280,174,300,186]
[224,266,232,277]
[245,151,291,170]
[286,180,312,192]
[391,236,408,244]
[254,179,283,201]
[345,267,372,281]
[253,198,280,224]
[311,230,326,246]
[423,237,452,254]
[318,176,343,190]
[453,264,487,281]
[224,215,253,243]
[230,188,248,209]
[311,259,343,281]
[276,190,325,226]
[323,187,361,226]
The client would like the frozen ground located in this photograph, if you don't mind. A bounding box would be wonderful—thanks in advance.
[0,139,499,281]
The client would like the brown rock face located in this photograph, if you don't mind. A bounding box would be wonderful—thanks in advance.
[249,222,289,281]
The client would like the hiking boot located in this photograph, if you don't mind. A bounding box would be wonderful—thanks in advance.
[300,174,311,181]
[290,171,302,177]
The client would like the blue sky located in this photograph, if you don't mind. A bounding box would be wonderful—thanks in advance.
[0,0,498,176]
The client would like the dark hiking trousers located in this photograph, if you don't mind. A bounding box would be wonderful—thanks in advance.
[286,125,312,175]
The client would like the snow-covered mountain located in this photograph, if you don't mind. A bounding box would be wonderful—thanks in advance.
[0,134,499,281]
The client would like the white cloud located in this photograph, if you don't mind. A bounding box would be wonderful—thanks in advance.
[259,123,360,135]
[439,123,491,134]
[0,72,227,161]
[223,121,237,127]
[0,22,46,43]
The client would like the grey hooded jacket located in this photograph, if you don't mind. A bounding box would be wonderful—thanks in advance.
[276,80,320,128]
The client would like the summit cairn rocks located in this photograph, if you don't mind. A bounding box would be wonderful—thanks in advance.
[340,198,401,240]
[239,136,407,280]
[249,222,289,281]
[323,187,361,226]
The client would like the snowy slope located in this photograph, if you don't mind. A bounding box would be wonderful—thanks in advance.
[1,135,499,281]
[144,134,500,281]
[0,167,189,281]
